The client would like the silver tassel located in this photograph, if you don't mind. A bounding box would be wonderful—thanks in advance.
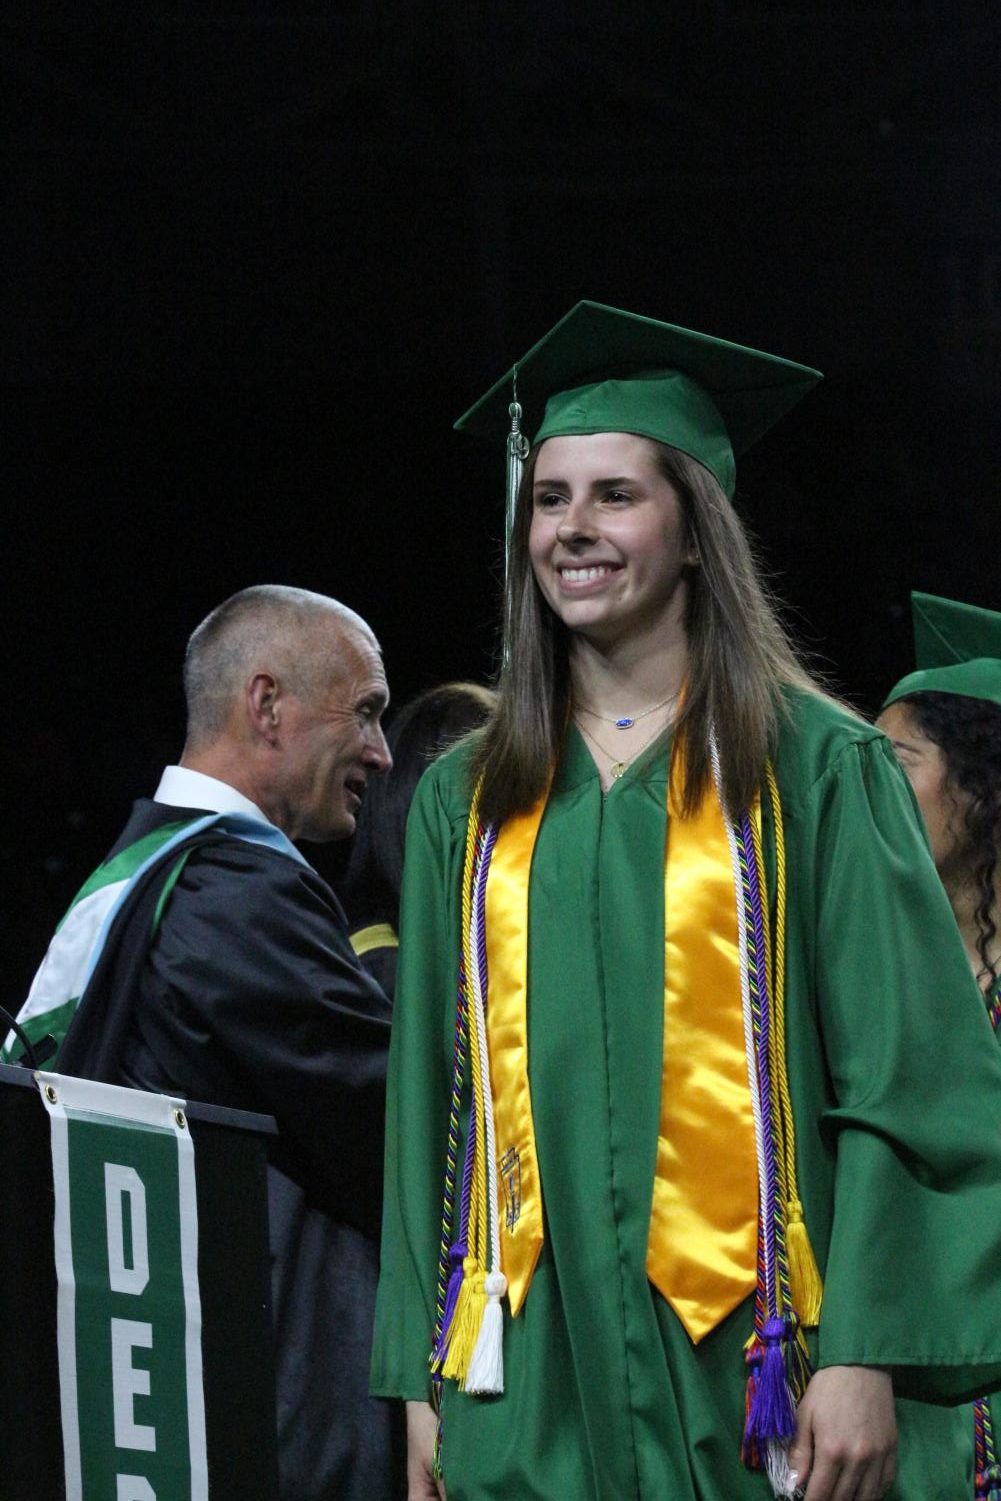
[505,398,529,587]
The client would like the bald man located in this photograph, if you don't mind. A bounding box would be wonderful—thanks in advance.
[13,586,402,1500]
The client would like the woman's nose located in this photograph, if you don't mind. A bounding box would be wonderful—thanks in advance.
[555,500,595,543]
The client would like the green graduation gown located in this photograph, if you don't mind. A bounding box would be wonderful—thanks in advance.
[372,689,1001,1499]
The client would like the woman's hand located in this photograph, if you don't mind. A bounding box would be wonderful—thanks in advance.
[406,1400,447,1500]
[788,1365,897,1500]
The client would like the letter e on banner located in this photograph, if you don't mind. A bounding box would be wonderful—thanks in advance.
[105,1164,150,1295]
[117,1479,156,1500]
[111,1318,156,1452]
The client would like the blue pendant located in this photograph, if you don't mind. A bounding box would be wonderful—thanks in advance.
[614,716,634,729]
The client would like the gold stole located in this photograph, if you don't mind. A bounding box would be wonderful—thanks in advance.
[484,749,758,1339]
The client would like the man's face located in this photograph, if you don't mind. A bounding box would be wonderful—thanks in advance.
[278,625,391,842]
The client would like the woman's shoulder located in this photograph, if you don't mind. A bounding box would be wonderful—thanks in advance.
[412,733,479,824]
[774,684,892,810]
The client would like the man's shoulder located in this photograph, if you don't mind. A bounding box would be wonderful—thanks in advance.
[107,798,205,858]
[112,811,348,941]
[185,827,339,895]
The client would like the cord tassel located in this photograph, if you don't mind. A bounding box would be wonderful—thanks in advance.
[431,1240,468,1369]
[745,1317,797,1447]
[441,1262,486,1386]
[785,1199,823,1326]
[466,1270,507,1394]
[765,1440,802,1500]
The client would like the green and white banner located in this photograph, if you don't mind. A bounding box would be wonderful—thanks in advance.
[38,1073,208,1501]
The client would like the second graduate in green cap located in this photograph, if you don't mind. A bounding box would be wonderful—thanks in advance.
[373,303,1001,1501]
[878,594,1001,1498]
[880,589,1001,1002]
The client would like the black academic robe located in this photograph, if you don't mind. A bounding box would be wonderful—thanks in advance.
[59,798,405,1501]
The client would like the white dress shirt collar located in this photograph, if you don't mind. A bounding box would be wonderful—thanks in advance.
[153,765,272,826]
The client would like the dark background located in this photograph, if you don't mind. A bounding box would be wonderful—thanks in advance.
[4,1,1000,997]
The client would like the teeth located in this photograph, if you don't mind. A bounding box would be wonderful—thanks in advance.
[561,566,611,583]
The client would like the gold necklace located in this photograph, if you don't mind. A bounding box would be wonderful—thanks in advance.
[574,712,672,780]
[575,689,679,731]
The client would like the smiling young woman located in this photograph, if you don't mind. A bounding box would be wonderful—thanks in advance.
[372,303,1001,1501]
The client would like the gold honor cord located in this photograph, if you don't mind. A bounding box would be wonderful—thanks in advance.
[762,761,823,1326]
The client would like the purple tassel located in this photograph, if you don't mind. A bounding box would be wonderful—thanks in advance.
[746,1318,797,1444]
[433,1240,468,1364]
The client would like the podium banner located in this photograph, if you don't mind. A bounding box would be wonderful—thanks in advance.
[37,1073,208,1501]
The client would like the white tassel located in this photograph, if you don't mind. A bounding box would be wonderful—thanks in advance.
[765,1440,801,1498]
[465,1271,507,1394]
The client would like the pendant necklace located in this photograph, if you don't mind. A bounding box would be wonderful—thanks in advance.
[574,712,672,781]
[575,689,679,731]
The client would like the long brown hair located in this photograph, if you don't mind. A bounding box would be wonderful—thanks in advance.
[471,439,825,824]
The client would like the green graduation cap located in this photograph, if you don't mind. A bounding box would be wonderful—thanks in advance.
[454,300,823,502]
[883,591,1001,709]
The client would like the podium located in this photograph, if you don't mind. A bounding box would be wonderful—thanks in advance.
[0,1062,280,1500]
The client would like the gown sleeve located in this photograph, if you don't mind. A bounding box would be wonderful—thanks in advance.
[371,763,459,1400]
[803,734,1001,1400]
[127,839,392,1236]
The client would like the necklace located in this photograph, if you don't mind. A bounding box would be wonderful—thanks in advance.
[575,689,679,731]
[574,712,672,780]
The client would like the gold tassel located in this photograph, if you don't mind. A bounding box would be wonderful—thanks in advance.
[441,1262,487,1385]
[785,1197,823,1326]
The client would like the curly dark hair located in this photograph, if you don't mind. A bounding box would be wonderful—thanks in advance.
[901,691,1001,984]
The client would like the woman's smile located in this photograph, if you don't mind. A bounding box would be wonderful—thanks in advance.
[529,431,696,647]
[554,561,624,593]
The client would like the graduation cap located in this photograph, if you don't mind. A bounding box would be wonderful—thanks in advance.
[455,300,823,504]
[883,591,1001,709]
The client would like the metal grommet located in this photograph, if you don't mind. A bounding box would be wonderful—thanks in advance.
[44,1084,59,1104]
[173,1108,187,1131]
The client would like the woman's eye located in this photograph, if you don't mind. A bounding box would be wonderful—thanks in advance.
[604,490,631,504]
[535,492,567,510]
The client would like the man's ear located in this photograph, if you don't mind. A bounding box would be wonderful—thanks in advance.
[247,672,281,741]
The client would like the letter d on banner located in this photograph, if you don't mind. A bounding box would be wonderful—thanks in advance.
[38,1075,207,1501]
[105,1165,150,1296]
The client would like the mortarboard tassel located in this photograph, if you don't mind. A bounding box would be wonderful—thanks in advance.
[505,393,529,567]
